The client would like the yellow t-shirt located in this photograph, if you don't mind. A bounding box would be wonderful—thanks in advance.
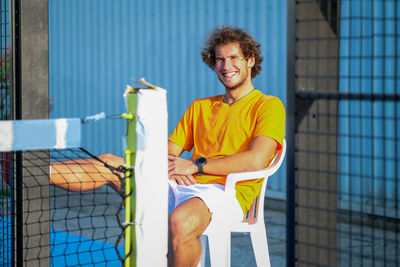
[168,89,285,213]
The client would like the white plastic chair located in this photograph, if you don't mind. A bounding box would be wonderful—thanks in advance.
[197,139,286,267]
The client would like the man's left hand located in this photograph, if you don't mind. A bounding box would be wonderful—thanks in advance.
[169,174,197,186]
[168,155,197,177]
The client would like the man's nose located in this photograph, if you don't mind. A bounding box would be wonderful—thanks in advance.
[222,58,233,69]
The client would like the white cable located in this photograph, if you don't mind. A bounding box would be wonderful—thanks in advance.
[81,112,106,124]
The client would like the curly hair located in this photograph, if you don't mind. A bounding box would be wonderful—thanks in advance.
[201,26,263,79]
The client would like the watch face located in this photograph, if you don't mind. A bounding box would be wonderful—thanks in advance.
[197,157,207,164]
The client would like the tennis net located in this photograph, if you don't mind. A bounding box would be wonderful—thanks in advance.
[0,85,169,266]
[1,147,126,266]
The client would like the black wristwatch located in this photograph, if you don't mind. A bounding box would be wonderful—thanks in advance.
[195,157,207,176]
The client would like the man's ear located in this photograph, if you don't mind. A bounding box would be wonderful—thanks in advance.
[248,57,255,68]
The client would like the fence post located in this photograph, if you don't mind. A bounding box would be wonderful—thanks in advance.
[12,0,50,266]
[286,0,296,266]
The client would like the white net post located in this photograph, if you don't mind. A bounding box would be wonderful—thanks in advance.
[134,88,168,266]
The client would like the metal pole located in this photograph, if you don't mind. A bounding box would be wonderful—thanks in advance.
[122,92,138,267]
[12,0,23,265]
[12,0,50,264]
[286,0,296,266]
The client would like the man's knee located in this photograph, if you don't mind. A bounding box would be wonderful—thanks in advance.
[168,198,211,244]
[168,209,192,244]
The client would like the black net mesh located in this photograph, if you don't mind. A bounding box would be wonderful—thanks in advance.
[0,148,127,266]
[0,152,11,266]
[0,0,133,265]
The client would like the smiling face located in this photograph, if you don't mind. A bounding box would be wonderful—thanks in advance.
[214,42,254,91]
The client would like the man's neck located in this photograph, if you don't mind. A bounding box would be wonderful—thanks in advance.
[224,82,255,104]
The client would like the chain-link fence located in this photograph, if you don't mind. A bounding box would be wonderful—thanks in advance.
[288,0,400,266]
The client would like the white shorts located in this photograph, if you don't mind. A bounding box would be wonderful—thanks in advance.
[168,180,243,223]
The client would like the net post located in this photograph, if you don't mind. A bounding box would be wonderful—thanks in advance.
[123,92,137,267]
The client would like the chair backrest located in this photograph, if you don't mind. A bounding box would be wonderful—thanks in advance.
[243,139,287,224]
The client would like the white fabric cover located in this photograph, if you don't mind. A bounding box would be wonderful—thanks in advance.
[0,118,81,152]
[134,88,168,266]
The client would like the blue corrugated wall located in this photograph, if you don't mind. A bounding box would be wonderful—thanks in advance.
[49,0,287,197]
[338,0,400,216]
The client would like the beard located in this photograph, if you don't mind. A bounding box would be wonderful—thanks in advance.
[219,67,250,91]
[223,77,248,91]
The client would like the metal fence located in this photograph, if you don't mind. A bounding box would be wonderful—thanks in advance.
[287,0,400,266]
[0,0,12,265]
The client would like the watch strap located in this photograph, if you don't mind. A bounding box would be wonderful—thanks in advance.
[198,162,204,176]
[196,157,207,176]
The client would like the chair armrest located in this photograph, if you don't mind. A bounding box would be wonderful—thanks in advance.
[224,169,273,195]
[224,138,286,195]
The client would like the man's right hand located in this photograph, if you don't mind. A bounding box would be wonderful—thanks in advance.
[169,174,197,186]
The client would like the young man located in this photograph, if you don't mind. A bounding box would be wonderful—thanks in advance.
[167,26,285,266]
[49,26,285,267]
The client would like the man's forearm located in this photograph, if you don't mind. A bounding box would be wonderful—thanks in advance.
[168,136,277,177]
[202,151,266,175]
[202,136,277,175]
[168,140,185,157]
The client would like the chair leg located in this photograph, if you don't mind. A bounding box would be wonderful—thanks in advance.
[207,231,231,267]
[197,235,207,267]
[250,225,271,267]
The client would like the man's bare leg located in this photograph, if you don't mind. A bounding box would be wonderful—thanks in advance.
[168,197,212,267]
[50,154,124,193]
